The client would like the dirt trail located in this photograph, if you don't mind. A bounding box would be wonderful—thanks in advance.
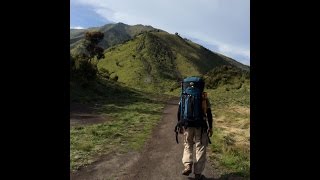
[71,98,216,180]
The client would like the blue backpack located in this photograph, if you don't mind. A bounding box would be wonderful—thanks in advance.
[180,76,205,124]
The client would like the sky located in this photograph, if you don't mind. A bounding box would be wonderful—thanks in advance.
[71,0,250,65]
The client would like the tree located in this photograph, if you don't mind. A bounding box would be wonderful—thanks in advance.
[84,31,105,62]
[71,31,105,82]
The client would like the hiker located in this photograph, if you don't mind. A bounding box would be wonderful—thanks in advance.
[175,77,213,180]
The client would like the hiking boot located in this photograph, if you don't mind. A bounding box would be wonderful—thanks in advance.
[195,173,203,180]
[181,164,192,176]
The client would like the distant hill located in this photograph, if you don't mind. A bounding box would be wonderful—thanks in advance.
[70,23,159,53]
[70,23,249,92]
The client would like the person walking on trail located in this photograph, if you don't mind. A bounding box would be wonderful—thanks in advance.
[175,76,213,180]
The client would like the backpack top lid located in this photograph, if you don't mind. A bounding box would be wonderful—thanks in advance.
[183,76,203,83]
[182,76,205,92]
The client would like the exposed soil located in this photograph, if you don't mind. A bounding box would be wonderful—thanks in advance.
[71,99,220,180]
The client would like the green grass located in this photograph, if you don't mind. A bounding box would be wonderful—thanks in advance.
[206,81,250,179]
[164,79,250,179]
[70,78,172,171]
[206,80,250,108]
[70,73,249,178]
[70,23,156,52]
[210,127,250,178]
[97,31,235,94]
[70,26,250,176]
[98,32,179,93]
[70,101,165,170]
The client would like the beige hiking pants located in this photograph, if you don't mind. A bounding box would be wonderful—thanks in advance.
[182,127,208,174]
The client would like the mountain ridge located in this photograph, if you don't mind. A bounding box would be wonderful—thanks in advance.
[70,22,249,92]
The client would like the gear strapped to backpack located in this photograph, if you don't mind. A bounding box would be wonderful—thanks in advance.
[174,76,211,144]
[180,76,209,126]
[182,77,203,121]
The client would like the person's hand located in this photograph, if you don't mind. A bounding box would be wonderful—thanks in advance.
[207,128,213,137]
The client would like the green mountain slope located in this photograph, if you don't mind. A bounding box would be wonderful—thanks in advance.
[70,23,250,178]
[70,22,249,93]
[97,30,248,93]
[204,65,250,89]
[70,23,158,53]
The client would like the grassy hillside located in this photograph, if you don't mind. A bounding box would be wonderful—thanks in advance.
[204,65,250,90]
[165,67,250,178]
[70,22,250,178]
[207,80,250,178]
[70,23,158,53]
[70,78,173,171]
[71,23,249,93]
[97,32,180,92]
[97,31,246,93]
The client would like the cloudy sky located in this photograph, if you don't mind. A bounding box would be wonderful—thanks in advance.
[71,0,250,65]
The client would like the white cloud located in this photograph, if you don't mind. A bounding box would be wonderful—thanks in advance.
[72,0,250,64]
[186,33,250,65]
[218,44,250,61]
[70,26,85,29]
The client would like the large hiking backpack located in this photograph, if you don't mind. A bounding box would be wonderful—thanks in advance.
[180,76,207,125]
